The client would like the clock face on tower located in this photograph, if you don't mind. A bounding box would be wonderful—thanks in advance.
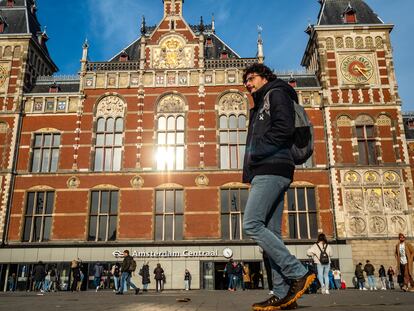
[340,55,374,84]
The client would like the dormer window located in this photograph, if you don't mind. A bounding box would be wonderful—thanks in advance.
[206,38,213,47]
[220,51,228,59]
[343,4,357,23]
[49,83,60,93]
[119,51,129,62]
[408,119,414,129]
[7,0,14,8]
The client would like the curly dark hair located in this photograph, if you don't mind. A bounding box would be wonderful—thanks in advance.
[243,63,277,84]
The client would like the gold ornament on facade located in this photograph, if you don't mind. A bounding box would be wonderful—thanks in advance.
[377,115,392,126]
[157,94,185,113]
[369,216,386,233]
[364,171,378,183]
[67,176,80,189]
[195,174,209,187]
[383,171,399,184]
[344,171,360,183]
[96,96,125,118]
[131,175,144,188]
[218,93,247,114]
[337,116,352,127]
[153,36,193,69]
[349,217,366,234]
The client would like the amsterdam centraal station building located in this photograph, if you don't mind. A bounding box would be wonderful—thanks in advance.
[0,0,413,291]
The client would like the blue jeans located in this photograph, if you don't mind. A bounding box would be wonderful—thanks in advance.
[367,275,376,289]
[94,276,100,288]
[113,276,119,291]
[243,175,308,299]
[317,264,330,289]
[119,272,138,293]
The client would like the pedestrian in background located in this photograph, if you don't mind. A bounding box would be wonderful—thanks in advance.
[115,250,140,295]
[243,263,251,290]
[139,262,150,292]
[378,265,387,290]
[32,261,46,292]
[154,263,165,292]
[70,259,81,292]
[332,267,341,290]
[111,263,121,292]
[355,263,366,290]
[364,260,376,290]
[184,269,192,290]
[93,262,103,292]
[387,266,395,290]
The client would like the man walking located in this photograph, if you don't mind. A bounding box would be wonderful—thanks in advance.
[364,260,376,290]
[395,233,414,291]
[115,250,139,295]
[242,63,315,310]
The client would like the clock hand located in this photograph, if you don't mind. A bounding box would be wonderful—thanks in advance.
[354,65,369,80]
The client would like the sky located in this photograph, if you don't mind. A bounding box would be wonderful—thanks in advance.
[36,0,414,111]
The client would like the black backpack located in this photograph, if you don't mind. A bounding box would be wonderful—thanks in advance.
[129,259,137,272]
[264,89,314,165]
[317,243,330,265]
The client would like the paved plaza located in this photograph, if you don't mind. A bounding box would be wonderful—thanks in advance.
[1,289,414,311]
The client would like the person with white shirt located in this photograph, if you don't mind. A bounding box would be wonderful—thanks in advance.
[395,233,414,292]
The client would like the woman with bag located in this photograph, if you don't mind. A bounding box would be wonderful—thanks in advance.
[139,262,150,292]
[307,233,333,294]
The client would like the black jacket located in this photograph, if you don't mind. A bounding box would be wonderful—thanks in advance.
[242,79,296,183]
[121,255,134,273]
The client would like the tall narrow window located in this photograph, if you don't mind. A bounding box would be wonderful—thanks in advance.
[221,188,249,240]
[219,114,247,169]
[357,125,377,165]
[94,117,124,171]
[156,115,185,170]
[31,133,60,172]
[22,191,54,242]
[155,189,183,241]
[88,190,119,241]
[286,187,318,240]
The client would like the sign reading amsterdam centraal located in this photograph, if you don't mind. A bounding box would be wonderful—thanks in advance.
[112,249,221,259]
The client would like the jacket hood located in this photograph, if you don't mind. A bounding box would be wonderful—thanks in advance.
[252,78,298,108]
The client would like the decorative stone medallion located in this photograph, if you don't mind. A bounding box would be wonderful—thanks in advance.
[131,175,144,188]
[195,174,209,187]
[67,176,80,189]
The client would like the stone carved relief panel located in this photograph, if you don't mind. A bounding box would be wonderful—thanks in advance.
[96,96,125,118]
[340,169,409,237]
[218,92,247,115]
[152,36,193,69]
[157,94,185,113]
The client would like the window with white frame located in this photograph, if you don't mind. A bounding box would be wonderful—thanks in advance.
[221,188,249,240]
[88,190,118,241]
[155,189,183,241]
[219,114,247,169]
[22,191,54,242]
[94,117,124,171]
[286,187,318,240]
[156,115,185,170]
[31,133,60,173]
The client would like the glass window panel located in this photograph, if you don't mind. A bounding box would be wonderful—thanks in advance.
[113,148,122,171]
[41,150,50,172]
[174,215,183,240]
[238,115,247,129]
[45,192,54,214]
[26,192,35,215]
[220,131,228,143]
[287,189,295,211]
[157,133,166,144]
[96,134,105,146]
[52,134,61,147]
[238,146,246,169]
[88,216,97,241]
[23,217,32,241]
[219,116,227,129]
[307,189,316,211]
[167,116,175,130]
[97,118,105,132]
[166,146,175,170]
[366,126,374,138]
[239,132,247,143]
[35,193,45,214]
[165,215,173,240]
[165,190,174,213]
[231,214,240,239]
[221,190,229,212]
[34,135,42,147]
[221,215,229,239]
[167,133,175,145]
[98,216,108,241]
[230,146,237,169]
[158,117,166,130]
[43,135,52,147]
[50,149,59,172]
[110,192,119,214]
[230,189,239,211]
[176,147,184,170]
[297,188,306,211]
[94,148,103,171]
[104,149,112,171]
[288,214,298,239]
[358,142,367,165]
[114,134,122,145]
[155,215,163,240]
[43,217,52,241]
[156,191,164,213]
[356,126,364,138]
[108,216,117,241]
[32,149,41,172]
[175,190,183,213]
[176,132,184,144]
[220,146,229,169]
[106,118,114,132]
[309,213,318,239]
[229,115,237,129]
[368,141,377,164]
[176,116,185,130]
[101,191,110,213]
[299,213,309,239]
[240,189,249,212]
[91,192,99,214]
[115,118,123,131]
[157,146,166,170]
[229,132,237,144]
[105,134,114,146]
[34,217,42,241]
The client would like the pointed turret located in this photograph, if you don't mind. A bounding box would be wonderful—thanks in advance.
[257,26,264,64]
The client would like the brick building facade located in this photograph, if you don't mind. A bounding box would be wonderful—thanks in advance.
[0,0,412,291]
